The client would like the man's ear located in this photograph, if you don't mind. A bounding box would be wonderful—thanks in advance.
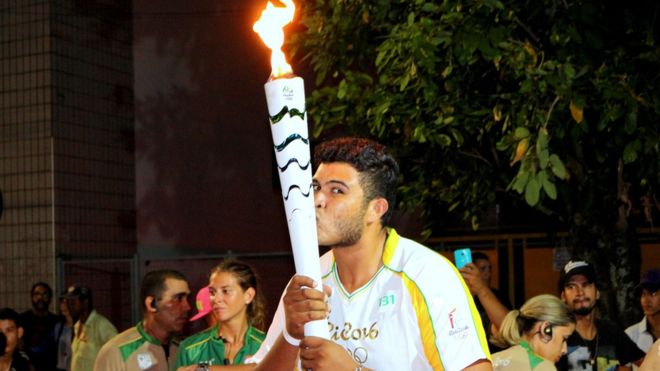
[145,296,158,313]
[596,289,600,300]
[367,198,388,224]
[17,326,24,340]
[560,291,566,302]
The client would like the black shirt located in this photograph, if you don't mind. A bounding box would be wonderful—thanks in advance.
[556,319,646,371]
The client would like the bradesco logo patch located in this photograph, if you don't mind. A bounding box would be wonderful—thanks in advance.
[447,307,469,339]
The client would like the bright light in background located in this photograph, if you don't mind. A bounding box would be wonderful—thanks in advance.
[252,0,295,78]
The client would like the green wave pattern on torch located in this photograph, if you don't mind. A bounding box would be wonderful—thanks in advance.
[284,183,313,201]
[269,105,306,123]
[274,134,309,152]
[277,158,311,172]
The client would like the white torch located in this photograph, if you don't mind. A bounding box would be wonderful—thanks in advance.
[253,0,328,339]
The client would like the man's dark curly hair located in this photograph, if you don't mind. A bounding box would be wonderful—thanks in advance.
[313,137,399,224]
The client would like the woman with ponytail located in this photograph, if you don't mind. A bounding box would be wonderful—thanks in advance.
[175,260,266,370]
[491,294,575,370]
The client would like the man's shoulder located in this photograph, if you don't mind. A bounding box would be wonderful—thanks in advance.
[596,318,626,335]
[103,326,142,348]
[386,231,449,271]
[11,350,33,371]
[625,317,645,334]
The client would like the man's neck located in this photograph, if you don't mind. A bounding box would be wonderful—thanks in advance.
[78,309,91,325]
[647,312,660,338]
[0,353,12,371]
[32,308,49,317]
[575,312,597,340]
[142,317,171,344]
[332,226,388,294]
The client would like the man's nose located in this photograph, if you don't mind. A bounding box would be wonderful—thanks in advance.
[314,191,325,208]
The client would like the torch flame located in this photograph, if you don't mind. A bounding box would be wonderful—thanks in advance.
[253,0,295,78]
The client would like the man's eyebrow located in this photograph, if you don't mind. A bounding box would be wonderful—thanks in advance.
[313,179,350,188]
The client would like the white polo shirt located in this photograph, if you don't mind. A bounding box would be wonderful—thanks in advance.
[252,228,491,370]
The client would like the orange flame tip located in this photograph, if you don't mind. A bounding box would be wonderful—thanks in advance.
[253,0,296,78]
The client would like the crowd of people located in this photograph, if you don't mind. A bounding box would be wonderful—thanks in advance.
[1,137,658,371]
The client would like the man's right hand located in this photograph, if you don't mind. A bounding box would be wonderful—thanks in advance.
[282,275,331,340]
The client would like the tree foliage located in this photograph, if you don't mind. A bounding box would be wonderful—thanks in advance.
[290,0,660,321]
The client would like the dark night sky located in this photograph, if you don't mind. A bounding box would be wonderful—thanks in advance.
[134,0,300,252]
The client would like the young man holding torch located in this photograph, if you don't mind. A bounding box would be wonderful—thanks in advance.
[251,137,492,371]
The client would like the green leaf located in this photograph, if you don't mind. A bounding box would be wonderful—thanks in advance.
[407,12,415,26]
[549,154,567,179]
[525,177,541,206]
[543,178,558,200]
[511,171,530,193]
[438,134,452,146]
[623,142,638,163]
[520,79,533,93]
[337,80,347,99]
[400,74,410,91]
[624,112,637,134]
[536,129,549,168]
[564,63,576,79]
[514,127,530,139]
[496,137,511,151]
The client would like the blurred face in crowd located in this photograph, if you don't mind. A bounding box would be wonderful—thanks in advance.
[534,323,575,363]
[31,284,51,311]
[313,163,370,247]
[153,278,191,335]
[66,297,86,321]
[474,258,492,285]
[0,319,22,356]
[640,288,660,318]
[209,271,254,325]
[59,297,71,319]
[561,275,599,316]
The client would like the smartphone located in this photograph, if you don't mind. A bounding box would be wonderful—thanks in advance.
[454,247,472,269]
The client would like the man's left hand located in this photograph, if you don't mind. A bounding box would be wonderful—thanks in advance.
[299,337,360,371]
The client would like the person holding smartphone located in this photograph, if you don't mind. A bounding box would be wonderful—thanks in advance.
[459,250,511,348]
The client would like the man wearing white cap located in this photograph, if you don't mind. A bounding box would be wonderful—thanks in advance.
[556,260,645,370]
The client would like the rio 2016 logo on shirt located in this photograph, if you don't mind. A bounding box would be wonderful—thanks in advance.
[329,321,379,341]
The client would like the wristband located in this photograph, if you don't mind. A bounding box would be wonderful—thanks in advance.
[282,328,301,347]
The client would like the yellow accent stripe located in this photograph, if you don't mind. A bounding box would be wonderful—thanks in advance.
[381,228,399,265]
[401,271,445,370]
[384,229,491,367]
[184,336,211,350]
[447,258,492,359]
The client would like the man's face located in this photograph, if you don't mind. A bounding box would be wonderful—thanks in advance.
[66,297,84,321]
[561,274,598,315]
[640,288,660,318]
[153,278,191,336]
[474,258,492,285]
[313,163,370,247]
[31,285,51,311]
[0,319,22,356]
